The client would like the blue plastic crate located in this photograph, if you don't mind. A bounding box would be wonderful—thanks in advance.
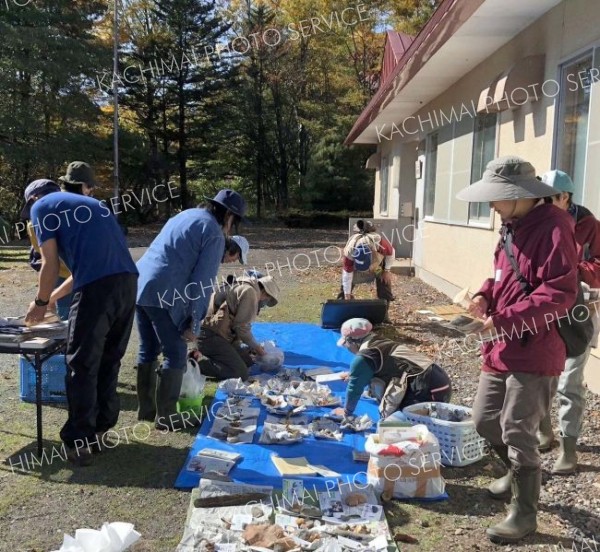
[19,354,68,404]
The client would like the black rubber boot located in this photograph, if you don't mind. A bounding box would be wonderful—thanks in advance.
[136,361,158,421]
[155,368,199,431]
[488,445,512,500]
[487,467,541,544]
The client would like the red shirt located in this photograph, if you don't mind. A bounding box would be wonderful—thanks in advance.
[476,204,578,376]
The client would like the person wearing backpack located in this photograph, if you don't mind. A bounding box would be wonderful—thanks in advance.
[338,220,396,322]
[191,274,280,380]
[334,318,452,419]
[535,170,600,474]
[456,156,579,544]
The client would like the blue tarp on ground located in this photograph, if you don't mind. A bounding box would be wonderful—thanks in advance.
[174,322,379,491]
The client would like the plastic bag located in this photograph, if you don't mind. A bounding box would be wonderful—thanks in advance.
[180,358,206,399]
[255,340,284,372]
[52,522,141,552]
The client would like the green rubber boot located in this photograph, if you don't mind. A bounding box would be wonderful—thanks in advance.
[155,369,200,431]
[488,445,512,500]
[552,436,578,475]
[136,361,158,421]
[537,413,555,451]
[487,467,541,544]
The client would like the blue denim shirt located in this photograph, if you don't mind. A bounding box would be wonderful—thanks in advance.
[136,208,225,335]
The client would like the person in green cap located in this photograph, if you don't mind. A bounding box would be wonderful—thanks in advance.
[457,156,579,544]
[535,170,600,474]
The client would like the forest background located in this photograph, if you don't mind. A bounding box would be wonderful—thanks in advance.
[0,0,440,231]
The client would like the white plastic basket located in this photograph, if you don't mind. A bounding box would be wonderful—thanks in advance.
[402,402,487,467]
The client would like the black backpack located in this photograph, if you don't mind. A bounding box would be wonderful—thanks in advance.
[502,225,594,357]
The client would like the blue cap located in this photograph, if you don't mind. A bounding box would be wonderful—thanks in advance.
[352,243,372,272]
[540,170,575,194]
[21,179,61,220]
[205,189,248,221]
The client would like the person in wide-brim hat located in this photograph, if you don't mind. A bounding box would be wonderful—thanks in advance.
[456,156,557,203]
[456,155,580,544]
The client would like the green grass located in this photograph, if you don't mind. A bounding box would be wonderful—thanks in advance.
[0,247,29,270]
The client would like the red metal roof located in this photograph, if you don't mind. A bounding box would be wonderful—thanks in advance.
[344,0,486,145]
[380,31,414,86]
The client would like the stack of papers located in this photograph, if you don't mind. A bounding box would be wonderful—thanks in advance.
[187,448,241,476]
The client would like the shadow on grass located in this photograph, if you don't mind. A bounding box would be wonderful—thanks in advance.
[2,436,195,490]
[396,322,465,340]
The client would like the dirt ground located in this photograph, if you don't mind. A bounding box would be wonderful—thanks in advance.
[0,225,598,551]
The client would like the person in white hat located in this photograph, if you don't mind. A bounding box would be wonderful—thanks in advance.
[536,170,600,474]
[192,274,280,380]
[456,156,579,543]
[335,318,451,418]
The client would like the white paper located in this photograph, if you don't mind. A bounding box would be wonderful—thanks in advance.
[368,534,388,551]
[215,544,236,552]
[315,373,346,383]
[230,514,253,531]
[337,536,365,550]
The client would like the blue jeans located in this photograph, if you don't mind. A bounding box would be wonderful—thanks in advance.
[136,305,187,372]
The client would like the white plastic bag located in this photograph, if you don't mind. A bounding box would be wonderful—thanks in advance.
[255,340,284,372]
[52,522,141,552]
[180,358,206,398]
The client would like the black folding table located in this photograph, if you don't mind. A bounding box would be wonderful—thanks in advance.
[0,338,67,456]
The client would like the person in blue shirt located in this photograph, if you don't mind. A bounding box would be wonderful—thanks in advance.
[25,162,138,467]
[335,318,452,419]
[136,189,247,431]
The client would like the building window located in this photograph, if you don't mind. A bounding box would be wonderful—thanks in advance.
[555,52,594,200]
[469,112,497,222]
[424,132,438,217]
[380,156,389,214]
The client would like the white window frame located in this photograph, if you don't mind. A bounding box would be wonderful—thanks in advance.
[379,155,389,215]
[467,112,498,229]
[551,46,599,204]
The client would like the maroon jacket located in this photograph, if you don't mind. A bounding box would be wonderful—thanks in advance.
[476,204,578,377]
[572,204,600,287]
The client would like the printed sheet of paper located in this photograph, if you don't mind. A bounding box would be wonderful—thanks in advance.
[271,456,317,476]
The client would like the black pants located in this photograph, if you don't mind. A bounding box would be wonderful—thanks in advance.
[196,328,251,381]
[403,364,453,407]
[336,263,395,302]
[60,273,137,448]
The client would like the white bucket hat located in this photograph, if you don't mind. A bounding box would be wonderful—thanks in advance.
[231,235,249,264]
[456,156,557,202]
[258,275,280,307]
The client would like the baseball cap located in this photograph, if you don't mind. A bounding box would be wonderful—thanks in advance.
[540,170,575,194]
[337,318,373,346]
[21,179,61,220]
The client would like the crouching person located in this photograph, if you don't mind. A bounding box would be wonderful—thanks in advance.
[193,275,280,380]
[335,318,452,418]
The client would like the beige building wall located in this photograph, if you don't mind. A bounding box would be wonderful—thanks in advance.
[388,0,600,293]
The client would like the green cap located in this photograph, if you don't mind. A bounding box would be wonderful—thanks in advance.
[540,170,575,194]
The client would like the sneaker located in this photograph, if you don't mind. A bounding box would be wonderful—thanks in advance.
[66,446,93,467]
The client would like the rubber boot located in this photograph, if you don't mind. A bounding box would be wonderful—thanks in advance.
[552,436,578,475]
[487,467,541,544]
[155,369,199,431]
[383,301,392,324]
[537,413,555,451]
[488,445,512,500]
[136,361,158,421]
